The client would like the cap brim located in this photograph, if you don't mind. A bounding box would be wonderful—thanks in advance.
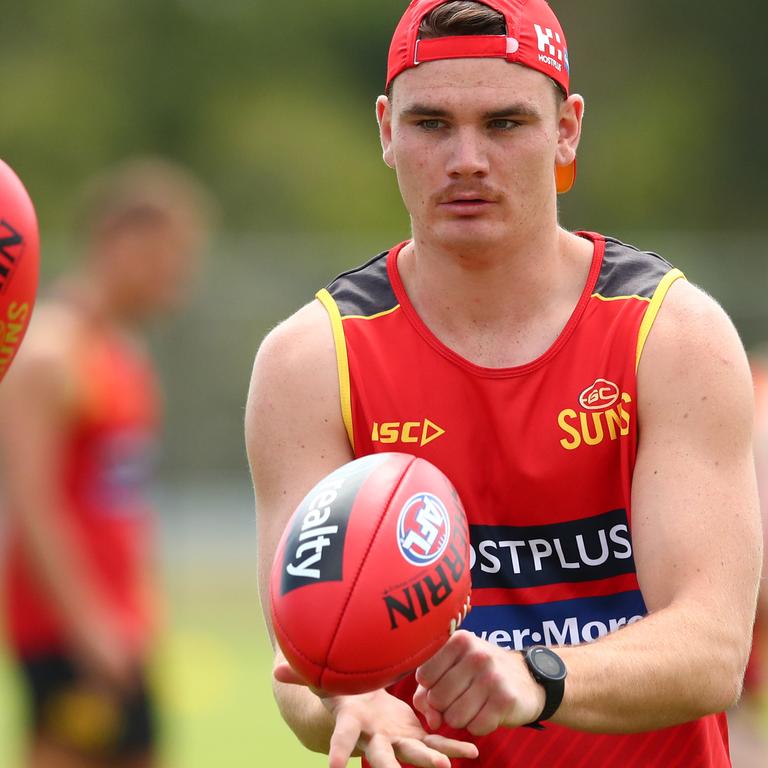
[555,159,576,195]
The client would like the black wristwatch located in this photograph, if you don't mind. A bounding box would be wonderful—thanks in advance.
[521,646,567,730]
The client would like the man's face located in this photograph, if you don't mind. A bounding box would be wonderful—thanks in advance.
[378,58,577,251]
[103,215,203,319]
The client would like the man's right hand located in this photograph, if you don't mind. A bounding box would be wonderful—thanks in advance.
[275,662,479,768]
[70,614,138,692]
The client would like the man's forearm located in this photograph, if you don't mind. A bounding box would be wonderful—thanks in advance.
[14,496,115,647]
[553,601,751,733]
[273,678,336,753]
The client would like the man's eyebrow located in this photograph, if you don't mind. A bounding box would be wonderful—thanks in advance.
[483,104,541,120]
[399,104,451,119]
[399,103,542,119]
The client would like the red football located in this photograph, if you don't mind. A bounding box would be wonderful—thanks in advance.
[270,452,472,695]
[0,159,39,383]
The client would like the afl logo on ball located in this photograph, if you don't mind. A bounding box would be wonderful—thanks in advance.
[397,493,450,567]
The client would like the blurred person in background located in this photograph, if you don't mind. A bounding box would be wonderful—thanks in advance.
[0,158,212,768]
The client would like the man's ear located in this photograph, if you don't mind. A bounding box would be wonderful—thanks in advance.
[376,95,395,169]
[556,94,585,169]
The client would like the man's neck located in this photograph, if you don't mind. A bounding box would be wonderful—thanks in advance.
[397,227,595,368]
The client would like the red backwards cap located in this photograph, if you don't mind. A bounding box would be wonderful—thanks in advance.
[386,0,575,193]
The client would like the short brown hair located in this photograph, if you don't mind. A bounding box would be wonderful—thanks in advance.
[80,157,215,243]
[418,1,506,38]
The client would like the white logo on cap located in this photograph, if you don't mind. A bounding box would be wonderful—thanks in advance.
[534,23,563,61]
[534,23,565,74]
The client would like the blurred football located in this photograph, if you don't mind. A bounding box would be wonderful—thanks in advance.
[270,452,472,695]
[0,159,39,383]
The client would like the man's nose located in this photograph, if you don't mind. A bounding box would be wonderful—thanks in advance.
[446,128,490,177]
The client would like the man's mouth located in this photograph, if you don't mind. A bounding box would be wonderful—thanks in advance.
[440,195,496,214]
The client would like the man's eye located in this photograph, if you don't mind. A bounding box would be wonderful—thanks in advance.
[489,119,518,130]
[419,119,444,131]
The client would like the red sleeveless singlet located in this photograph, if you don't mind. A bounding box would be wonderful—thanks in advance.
[2,324,160,657]
[317,232,730,767]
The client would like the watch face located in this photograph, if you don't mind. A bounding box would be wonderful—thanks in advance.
[531,647,567,680]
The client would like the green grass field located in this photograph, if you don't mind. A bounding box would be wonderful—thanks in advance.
[0,569,327,768]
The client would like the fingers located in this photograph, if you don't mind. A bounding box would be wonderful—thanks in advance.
[273,662,309,686]
[365,734,402,768]
[329,712,362,768]
[465,700,507,737]
[414,632,472,727]
[416,632,520,733]
[328,683,482,768]
[370,736,463,768]
[423,734,480,760]
[416,630,472,689]
[440,686,486,732]
[274,662,330,700]
[413,684,443,730]
[393,738,451,768]
[420,658,476,729]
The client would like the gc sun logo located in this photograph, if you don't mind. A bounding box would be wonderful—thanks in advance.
[397,493,450,567]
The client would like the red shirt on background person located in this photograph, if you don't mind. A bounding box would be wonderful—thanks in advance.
[0,158,211,768]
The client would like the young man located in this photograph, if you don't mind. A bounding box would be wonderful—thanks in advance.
[0,158,211,768]
[246,1,762,766]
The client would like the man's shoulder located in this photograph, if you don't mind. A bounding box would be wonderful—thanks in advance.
[246,299,349,468]
[255,240,397,381]
[594,236,679,302]
[322,248,398,320]
[10,300,85,374]
[0,300,87,411]
[254,300,336,383]
[647,278,735,343]
[638,278,750,409]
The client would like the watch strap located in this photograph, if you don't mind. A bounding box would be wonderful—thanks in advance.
[522,646,566,729]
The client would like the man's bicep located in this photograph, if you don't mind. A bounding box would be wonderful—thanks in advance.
[245,301,354,637]
[632,281,761,622]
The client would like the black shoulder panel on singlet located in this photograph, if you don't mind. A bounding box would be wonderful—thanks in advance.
[325,250,398,318]
[594,238,675,300]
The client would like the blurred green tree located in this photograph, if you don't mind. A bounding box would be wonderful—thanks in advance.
[1,0,764,245]
[1,0,765,478]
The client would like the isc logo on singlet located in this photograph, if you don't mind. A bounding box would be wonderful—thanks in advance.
[371,419,445,447]
[557,378,632,451]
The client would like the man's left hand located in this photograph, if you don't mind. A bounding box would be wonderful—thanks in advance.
[413,631,546,736]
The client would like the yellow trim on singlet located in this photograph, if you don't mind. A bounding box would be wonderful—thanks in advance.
[635,268,686,372]
[316,289,355,450]
[341,304,401,322]
[592,293,651,303]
